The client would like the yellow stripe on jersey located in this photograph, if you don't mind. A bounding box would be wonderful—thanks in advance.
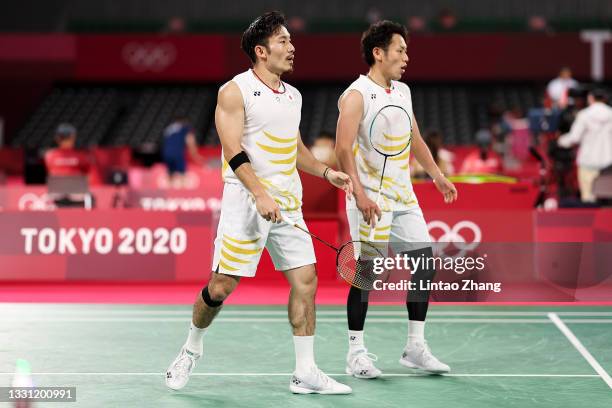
[389,150,410,161]
[256,142,297,155]
[383,132,411,142]
[264,131,297,144]
[375,142,408,153]
[270,153,297,164]
[280,164,297,176]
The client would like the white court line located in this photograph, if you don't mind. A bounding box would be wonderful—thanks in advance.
[1,310,612,317]
[548,313,612,389]
[0,317,611,323]
[0,373,600,378]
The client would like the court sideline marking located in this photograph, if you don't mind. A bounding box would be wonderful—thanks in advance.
[548,312,612,389]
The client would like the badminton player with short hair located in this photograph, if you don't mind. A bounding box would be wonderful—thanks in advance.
[165,11,353,394]
[336,20,458,378]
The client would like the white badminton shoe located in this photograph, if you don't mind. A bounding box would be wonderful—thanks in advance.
[165,347,201,390]
[345,349,382,379]
[399,341,450,374]
[290,366,352,394]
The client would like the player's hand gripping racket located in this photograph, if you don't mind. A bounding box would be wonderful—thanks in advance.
[367,104,412,240]
[250,198,387,290]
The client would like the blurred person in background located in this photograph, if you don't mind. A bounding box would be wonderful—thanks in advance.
[45,123,90,177]
[411,129,454,178]
[547,66,578,109]
[309,130,337,168]
[44,123,92,207]
[500,106,531,168]
[558,88,612,202]
[161,116,203,188]
[460,128,502,174]
[436,8,458,31]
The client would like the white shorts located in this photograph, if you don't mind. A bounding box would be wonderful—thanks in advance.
[346,206,431,255]
[212,183,316,277]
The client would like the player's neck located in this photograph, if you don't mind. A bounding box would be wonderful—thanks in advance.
[252,66,282,91]
[367,69,392,90]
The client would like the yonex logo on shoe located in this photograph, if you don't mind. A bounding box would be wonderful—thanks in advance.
[350,336,356,341]
[291,377,301,385]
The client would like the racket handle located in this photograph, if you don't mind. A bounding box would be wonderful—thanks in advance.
[368,193,381,241]
[280,213,296,226]
[250,199,295,225]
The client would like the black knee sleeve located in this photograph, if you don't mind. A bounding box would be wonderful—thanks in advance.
[201,285,223,308]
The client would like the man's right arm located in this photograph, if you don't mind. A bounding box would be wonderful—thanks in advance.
[215,81,281,222]
[335,90,381,227]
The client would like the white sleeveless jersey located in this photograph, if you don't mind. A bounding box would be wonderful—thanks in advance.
[339,75,418,212]
[222,69,303,211]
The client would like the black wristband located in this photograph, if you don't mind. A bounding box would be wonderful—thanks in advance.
[228,151,250,172]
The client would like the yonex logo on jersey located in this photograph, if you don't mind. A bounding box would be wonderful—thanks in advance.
[253,91,261,96]
[371,94,376,100]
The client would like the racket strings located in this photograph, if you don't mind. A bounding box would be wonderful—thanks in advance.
[337,241,386,290]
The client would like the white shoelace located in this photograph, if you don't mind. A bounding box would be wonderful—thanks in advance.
[175,352,196,378]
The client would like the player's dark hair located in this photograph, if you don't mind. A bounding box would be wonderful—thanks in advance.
[361,20,408,66]
[241,11,287,64]
[590,87,608,102]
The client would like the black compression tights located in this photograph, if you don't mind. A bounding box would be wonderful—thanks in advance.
[346,246,435,330]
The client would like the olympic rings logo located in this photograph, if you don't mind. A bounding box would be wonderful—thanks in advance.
[427,220,481,258]
[122,42,177,72]
[18,193,56,211]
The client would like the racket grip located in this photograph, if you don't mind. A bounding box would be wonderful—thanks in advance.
[368,225,376,241]
[280,213,296,226]
[250,199,295,226]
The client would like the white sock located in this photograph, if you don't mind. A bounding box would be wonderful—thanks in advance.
[348,330,366,354]
[184,321,206,355]
[408,320,425,346]
[293,335,316,375]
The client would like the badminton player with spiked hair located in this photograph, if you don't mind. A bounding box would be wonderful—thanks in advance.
[165,11,353,394]
[336,20,457,378]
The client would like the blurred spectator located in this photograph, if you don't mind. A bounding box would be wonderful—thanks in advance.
[411,129,454,178]
[407,16,427,33]
[366,7,382,24]
[310,130,337,168]
[501,106,532,167]
[165,16,186,34]
[44,123,93,208]
[527,15,549,33]
[287,16,306,33]
[437,8,458,31]
[547,67,578,109]
[162,117,203,188]
[460,129,502,174]
[44,123,91,177]
[558,88,612,202]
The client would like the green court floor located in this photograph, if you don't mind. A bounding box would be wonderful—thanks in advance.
[1,304,611,407]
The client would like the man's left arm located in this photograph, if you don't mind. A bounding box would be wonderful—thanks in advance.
[411,116,458,203]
